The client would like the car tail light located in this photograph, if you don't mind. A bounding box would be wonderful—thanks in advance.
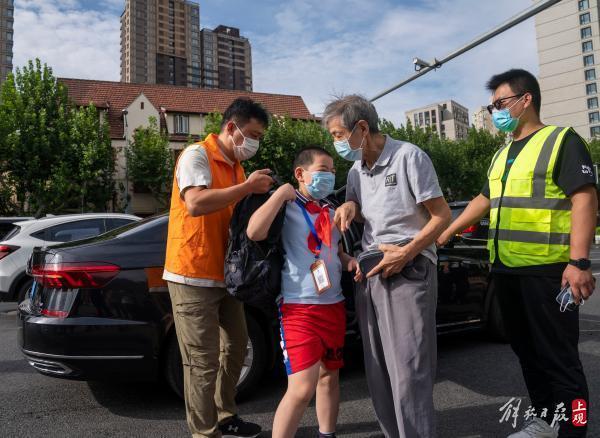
[31,262,120,289]
[461,225,478,234]
[0,244,19,261]
[40,309,69,318]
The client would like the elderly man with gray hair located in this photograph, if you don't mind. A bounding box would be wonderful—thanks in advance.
[323,95,451,438]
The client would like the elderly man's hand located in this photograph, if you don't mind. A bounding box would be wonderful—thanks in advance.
[367,244,413,279]
[334,201,358,233]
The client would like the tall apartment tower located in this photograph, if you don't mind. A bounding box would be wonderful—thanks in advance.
[0,0,14,84]
[200,25,252,91]
[120,0,201,87]
[536,0,600,138]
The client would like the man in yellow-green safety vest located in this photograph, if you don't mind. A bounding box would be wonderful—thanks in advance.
[438,69,597,438]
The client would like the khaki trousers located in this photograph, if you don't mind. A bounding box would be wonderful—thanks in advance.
[168,282,248,438]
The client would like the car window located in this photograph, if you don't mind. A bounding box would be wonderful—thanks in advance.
[43,219,107,242]
[0,224,20,241]
[105,218,136,231]
[451,207,464,220]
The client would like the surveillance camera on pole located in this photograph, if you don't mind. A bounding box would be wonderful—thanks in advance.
[413,57,432,71]
[370,0,562,102]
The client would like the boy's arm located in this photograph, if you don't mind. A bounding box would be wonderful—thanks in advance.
[338,242,363,282]
[247,183,297,241]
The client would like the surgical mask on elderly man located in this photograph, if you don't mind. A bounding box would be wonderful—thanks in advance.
[230,122,259,161]
[334,124,364,161]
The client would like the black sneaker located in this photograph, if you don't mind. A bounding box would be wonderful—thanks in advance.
[218,415,261,438]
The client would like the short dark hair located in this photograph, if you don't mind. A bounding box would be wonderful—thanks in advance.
[293,146,333,170]
[220,98,270,129]
[486,69,541,114]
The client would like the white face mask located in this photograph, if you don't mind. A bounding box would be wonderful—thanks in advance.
[230,122,259,161]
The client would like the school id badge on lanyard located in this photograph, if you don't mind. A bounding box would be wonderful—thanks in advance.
[295,199,332,295]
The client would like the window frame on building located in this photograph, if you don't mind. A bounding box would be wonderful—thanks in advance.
[588,97,599,109]
[584,54,595,67]
[591,126,600,137]
[580,12,591,25]
[585,68,596,81]
[587,83,598,95]
[582,26,592,39]
[589,111,600,124]
[174,114,189,135]
[579,0,590,11]
[583,40,594,53]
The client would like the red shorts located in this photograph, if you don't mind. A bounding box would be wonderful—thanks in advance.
[278,301,346,375]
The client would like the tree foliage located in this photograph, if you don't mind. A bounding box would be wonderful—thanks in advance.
[126,116,174,210]
[0,59,115,216]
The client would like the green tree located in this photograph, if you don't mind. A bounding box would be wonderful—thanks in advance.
[0,59,116,216]
[68,104,115,211]
[0,59,71,215]
[126,116,174,210]
[201,111,224,137]
[245,116,350,186]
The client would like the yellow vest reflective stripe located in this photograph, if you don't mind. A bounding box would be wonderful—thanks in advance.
[487,125,578,267]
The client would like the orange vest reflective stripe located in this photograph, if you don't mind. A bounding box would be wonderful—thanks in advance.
[164,134,246,281]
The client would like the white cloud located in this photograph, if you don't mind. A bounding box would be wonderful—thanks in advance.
[250,0,539,124]
[13,0,120,81]
[11,0,541,125]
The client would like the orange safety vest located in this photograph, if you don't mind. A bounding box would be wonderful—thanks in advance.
[165,133,246,281]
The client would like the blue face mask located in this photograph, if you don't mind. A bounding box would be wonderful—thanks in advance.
[334,125,364,161]
[491,95,525,133]
[305,171,335,200]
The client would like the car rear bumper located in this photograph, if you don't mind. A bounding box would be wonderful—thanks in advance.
[17,300,159,381]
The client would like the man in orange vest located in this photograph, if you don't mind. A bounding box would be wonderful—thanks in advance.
[163,98,274,438]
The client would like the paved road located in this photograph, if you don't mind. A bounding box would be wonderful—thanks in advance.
[2,251,600,437]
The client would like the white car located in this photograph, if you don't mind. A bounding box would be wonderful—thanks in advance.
[0,213,140,302]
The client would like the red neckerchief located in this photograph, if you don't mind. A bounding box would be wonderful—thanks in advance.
[297,191,332,255]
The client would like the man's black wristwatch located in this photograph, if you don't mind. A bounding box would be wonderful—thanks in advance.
[569,258,592,271]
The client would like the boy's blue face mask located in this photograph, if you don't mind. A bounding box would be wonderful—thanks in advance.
[305,171,335,200]
[491,95,526,133]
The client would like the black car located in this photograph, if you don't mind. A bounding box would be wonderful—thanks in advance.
[446,201,489,246]
[18,191,505,399]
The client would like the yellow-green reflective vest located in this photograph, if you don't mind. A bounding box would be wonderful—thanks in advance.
[487,125,581,267]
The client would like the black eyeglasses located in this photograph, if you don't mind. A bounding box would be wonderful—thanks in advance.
[486,93,526,114]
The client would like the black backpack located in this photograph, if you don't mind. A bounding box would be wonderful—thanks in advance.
[225,192,286,308]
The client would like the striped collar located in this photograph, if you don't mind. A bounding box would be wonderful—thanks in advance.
[295,190,330,208]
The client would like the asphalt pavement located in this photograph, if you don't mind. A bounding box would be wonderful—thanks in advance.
[2,251,600,437]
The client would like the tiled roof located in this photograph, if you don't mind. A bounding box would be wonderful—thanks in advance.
[59,78,314,140]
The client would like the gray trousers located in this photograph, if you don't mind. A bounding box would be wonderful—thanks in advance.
[356,254,437,438]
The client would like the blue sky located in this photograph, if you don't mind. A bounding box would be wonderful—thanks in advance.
[13,0,540,124]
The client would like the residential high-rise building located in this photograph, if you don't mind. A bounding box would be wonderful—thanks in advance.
[473,106,499,135]
[0,0,14,84]
[535,0,600,139]
[120,0,201,87]
[200,25,252,91]
[405,100,470,140]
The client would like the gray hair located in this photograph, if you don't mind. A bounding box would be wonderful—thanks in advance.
[321,94,380,133]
